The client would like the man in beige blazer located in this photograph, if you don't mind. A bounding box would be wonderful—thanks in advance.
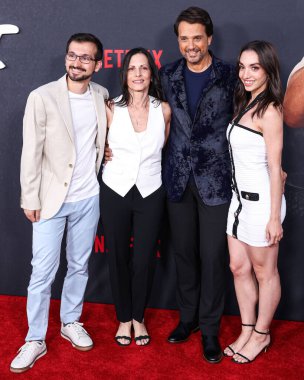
[11,33,108,373]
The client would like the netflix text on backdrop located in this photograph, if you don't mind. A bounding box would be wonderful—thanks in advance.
[102,49,163,69]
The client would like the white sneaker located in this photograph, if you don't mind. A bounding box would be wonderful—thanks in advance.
[61,321,93,351]
[10,341,47,373]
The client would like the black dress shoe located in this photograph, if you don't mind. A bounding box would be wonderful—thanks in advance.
[167,321,200,343]
[202,335,223,364]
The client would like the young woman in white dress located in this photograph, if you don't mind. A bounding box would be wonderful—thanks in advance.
[224,41,286,363]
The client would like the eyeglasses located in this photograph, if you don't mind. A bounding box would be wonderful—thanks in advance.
[66,52,97,64]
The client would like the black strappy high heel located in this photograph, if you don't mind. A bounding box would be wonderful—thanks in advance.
[232,328,271,364]
[223,323,255,357]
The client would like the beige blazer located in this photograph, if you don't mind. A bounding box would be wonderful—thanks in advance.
[20,75,108,219]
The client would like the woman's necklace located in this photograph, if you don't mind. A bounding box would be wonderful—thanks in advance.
[129,96,150,132]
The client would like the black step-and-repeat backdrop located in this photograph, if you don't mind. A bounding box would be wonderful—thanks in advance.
[1,0,304,321]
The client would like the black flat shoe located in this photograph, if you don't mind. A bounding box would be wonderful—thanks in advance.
[115,335,132,346]
[134,335,150,346]
[202,335,223,364]
[167,321,200,343]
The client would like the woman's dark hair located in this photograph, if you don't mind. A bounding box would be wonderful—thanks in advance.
[114,47,165,107]
[234,40,283,118]
[174,7,213,37]
[66,33,103,61]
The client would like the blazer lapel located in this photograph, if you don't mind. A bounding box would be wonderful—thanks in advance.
[56,75,75,144]
[90,82,107,172]
[169,60,192,126]
[90,83,105,136]
[195,55,221,112]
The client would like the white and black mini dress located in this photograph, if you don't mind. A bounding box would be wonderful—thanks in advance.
[226,106,286,247]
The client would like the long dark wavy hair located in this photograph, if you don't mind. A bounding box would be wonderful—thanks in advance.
[234,40,283,119]
[114,47,165,107]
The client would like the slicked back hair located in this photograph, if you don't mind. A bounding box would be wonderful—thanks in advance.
[174,7,213,36]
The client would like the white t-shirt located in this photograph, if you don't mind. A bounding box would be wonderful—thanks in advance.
[65,88,99,203]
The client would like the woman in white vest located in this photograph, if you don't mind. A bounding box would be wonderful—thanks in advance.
[101,48,171,346]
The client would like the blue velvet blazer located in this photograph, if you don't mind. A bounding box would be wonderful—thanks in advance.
[160,55,236,206]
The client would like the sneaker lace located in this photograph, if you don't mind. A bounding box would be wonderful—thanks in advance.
[69,322,89,338]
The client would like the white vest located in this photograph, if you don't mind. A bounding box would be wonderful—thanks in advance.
[102,96,165,198]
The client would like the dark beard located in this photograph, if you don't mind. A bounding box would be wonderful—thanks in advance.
[67,72,92,82]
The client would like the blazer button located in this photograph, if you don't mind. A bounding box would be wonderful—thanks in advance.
[69,164,73,168]
[64,182,68,187]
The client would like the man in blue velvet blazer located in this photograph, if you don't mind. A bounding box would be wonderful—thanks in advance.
[160,7,236,363]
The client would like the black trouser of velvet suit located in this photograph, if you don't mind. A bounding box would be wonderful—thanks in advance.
[167,181,229,336]
[100,181,165,322]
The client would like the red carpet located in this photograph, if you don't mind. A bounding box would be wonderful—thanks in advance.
[1,295,303,379]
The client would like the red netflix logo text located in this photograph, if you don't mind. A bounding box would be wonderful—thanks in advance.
[101,49,163,69]
[94,235,161,258]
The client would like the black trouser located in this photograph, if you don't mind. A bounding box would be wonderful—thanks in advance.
[167,182,229,336]
[100,181,165,322]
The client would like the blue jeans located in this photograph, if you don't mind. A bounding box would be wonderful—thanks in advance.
[25,195,99,341]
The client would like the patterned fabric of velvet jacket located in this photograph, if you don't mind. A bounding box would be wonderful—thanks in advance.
[160,54,237,206]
